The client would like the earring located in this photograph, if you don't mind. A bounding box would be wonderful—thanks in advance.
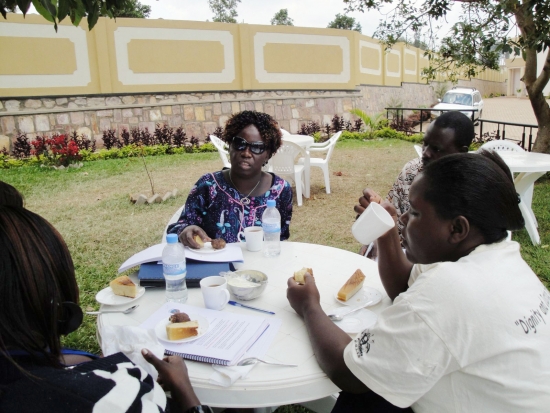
[58,301,83,336]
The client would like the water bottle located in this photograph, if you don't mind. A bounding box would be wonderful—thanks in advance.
[262,199,281,257]
[162,234,188,303]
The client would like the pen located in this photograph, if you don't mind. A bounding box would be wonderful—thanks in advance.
[228,300,275,315]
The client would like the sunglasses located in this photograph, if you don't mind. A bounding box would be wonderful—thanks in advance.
[231,136,267,155]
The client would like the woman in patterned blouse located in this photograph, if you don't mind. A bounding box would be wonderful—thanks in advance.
[169,111,293,247]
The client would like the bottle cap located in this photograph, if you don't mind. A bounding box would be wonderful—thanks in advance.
[166,234,178,244]
[267,199,276,208]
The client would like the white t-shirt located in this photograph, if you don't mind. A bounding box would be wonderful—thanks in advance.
[343,240,550,412]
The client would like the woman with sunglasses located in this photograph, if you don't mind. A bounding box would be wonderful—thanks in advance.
[168,111,292,247]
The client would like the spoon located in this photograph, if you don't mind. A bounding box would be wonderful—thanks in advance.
[328,300,374,322]
[237,357,298,367]
[86,305,139,315]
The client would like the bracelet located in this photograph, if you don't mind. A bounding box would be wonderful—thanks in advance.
[184,406,213,413]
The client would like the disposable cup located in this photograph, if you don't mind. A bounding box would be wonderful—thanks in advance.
[351,202,395,245]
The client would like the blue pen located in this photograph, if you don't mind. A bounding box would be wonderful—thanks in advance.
[228,300,275,315]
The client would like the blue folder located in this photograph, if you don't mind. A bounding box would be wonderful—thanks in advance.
[138,260,231,288]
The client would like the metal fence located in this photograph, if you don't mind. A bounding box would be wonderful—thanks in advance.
[384,107,538,151]
[478,119,538,152]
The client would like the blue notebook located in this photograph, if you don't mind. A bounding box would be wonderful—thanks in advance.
[138,260,231,288]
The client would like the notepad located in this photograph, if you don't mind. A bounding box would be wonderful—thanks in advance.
[138,261,231,288]
[141,302,277,366]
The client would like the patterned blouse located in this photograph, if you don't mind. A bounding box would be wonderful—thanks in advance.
[168,171,293,243]
[386,157,423,245]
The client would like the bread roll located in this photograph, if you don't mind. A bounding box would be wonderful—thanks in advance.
[337,269,366,301]
[294,267,313,284]
[211,238,226,250]
[166,321,199,340]
[169,311,191,323]
[193,234,204,248]
[110,275,137,298]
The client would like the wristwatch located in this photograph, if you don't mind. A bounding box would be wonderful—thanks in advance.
[184,406,213,413]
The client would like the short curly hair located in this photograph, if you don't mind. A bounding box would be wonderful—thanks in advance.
[222,111,282,157]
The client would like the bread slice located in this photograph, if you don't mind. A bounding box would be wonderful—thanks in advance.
[193,234,204,248]
[294,267,313,284]
[110,275,137,298]
[337,269,366,301]
[166,321,199,340]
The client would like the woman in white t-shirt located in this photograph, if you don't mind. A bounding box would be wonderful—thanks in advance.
[287,151,550,412]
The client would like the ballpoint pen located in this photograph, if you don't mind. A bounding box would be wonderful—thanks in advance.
[228,300,275,315]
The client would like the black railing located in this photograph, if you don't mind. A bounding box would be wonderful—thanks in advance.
[384,107,538,151]
[385,107,478,134]
[478,119,538,152]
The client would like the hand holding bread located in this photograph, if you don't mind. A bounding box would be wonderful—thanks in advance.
[293,267,313,284]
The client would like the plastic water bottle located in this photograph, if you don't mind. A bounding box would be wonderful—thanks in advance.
[162,234,188,303]
[262,199,281,257]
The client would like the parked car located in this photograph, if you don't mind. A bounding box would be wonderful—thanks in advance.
[432,87,484,121]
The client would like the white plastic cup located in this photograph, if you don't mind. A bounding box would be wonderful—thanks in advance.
[200,276,230,310]
[352,202,395,245]
[237,226,264,252]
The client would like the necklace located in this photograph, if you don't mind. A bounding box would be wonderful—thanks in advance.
[228,172,262,206]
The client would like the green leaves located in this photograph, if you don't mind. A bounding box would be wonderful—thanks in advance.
[2,0,149,31]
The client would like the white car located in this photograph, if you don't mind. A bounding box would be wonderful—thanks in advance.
[432,87,484,121]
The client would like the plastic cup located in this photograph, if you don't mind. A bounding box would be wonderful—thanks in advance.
[351,202,395,245]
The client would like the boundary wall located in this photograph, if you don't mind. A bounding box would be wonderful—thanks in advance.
[0,14,506,149]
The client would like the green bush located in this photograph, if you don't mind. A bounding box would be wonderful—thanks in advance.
[1,143,217,169]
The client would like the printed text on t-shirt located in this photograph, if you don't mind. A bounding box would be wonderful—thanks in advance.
[514,289,549,334]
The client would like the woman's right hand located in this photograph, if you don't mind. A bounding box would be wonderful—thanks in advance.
[179,225,211,248]
[354,188,383,217]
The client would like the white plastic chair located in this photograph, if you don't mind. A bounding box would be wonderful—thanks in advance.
[270,141,309,206]
[280,128,291,136]
[161,205,184,243]
[414,144,423,158]
[480,140,524,152]
[479,139,536,235]
[298,131,342,194]
[209,135,231,169]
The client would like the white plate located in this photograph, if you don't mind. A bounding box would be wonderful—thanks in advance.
[334,286,382,307]
[155,314,209,344]
[95,286,145,306]
[332,308,378,334]
[187,242,226,254]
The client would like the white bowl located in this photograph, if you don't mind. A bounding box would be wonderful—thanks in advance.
[226,270,268,301]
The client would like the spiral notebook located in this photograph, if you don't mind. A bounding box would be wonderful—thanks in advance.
[140,302,274,366]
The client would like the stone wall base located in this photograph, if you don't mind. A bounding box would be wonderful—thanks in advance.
[0,79,505,151]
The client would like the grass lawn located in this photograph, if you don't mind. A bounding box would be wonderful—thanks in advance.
[2,139,549,412]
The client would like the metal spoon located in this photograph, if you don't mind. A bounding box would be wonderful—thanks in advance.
[328,300,374,322]
[237,357,298,367]
[86,305,139,315]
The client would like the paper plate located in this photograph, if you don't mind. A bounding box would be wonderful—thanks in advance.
[335,286,382,307]
[187,242,226,254]
[155,314,209,344]
[332,308,378,334]
[95,286,145,306]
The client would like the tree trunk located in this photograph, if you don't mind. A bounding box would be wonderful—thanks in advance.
[516,7,550,153]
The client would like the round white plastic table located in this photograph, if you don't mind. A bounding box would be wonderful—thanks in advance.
[99,241,389,408]
[282,135,315,198]
[498,151,550,245]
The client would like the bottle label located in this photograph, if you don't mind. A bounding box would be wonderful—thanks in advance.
[262,222,281,234]
[163,262,186,277]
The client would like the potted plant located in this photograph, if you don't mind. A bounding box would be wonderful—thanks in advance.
[516,88,522,97]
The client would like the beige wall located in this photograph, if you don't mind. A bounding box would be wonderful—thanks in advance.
[0,14,506,98]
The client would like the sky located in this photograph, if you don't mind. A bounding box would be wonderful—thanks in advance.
[139,0,462,39]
